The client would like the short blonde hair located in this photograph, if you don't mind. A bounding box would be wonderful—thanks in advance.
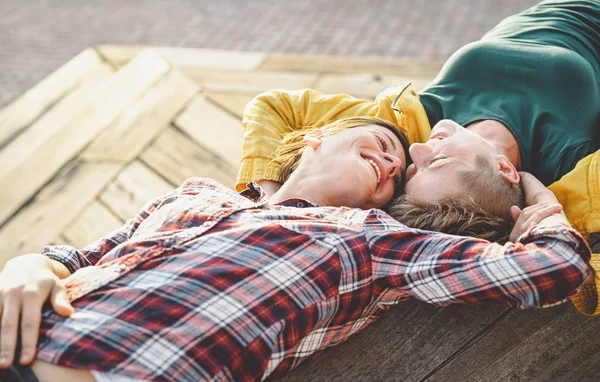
[273,117,410,183]
[389,196,513,244]
[460,155,525,221]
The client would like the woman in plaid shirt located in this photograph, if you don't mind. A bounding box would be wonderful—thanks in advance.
[0,118,591,382]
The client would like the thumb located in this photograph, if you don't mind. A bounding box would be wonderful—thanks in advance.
[510,205,522,222]
[50,285,74,317]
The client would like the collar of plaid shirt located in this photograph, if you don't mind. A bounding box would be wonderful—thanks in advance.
[36,178,590,381]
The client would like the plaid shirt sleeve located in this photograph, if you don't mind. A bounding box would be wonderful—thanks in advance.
[41,179,202,274]
[366,212,591,309]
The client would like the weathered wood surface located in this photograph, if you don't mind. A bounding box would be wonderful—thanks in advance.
[0,45,597,382]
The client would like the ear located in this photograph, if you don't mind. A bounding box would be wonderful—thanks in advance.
[304,129,323,151]
[496,155,520,184]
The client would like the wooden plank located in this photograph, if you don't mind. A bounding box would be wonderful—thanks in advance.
[184,70,317,94]
[0,50,171,226]
[284,302,506,381]
[205,93,255,119]
[99,161,174,222]
[260,53,444,76]
[82,68,199,162]
[141,127,238,189]
[0,160,120,267]
[62,201,124,249]
[97,45,266,71]
[175,95,243,167]
[0,66,114,181]
[0,49,110,148]
[313,73,434,98]
[427,304,600,382]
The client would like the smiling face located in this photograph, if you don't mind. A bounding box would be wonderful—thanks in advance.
[302,123,407,209]
[405,119,514,202]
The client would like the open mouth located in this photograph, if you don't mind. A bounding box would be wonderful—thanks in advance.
[365,158,381,184]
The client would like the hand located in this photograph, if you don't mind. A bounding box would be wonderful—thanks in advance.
[0,254,74,368]
[508,172,569,241]
[509,203,563,242]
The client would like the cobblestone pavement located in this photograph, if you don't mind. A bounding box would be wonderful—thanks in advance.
[0,0,539,108]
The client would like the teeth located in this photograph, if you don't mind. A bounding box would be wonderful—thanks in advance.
[366,159,381,184]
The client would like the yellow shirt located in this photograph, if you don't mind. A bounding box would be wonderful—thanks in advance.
[237,86,600,315]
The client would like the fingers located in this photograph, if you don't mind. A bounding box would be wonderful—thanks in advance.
[50,285,74,318]
[0,265,69,368]
[526,204,563,228]
[0,293,20,368]
[509,203,563,242]
[510,206,522,222]
[18,288,43,365]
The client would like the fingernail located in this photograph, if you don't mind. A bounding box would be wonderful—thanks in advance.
[20,352,30,363]
[0,356,8,365]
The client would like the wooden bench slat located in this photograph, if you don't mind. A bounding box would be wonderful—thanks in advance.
[426,304,600,381]
[99,161,174,222]
[205,93,255,119]
[284,303,507,381]
[0,161,120,267]
[0,65,114,180]
[0,49,109,148]
[82,68,199,162]
[185,70,317,94]
[141,127,238,189]
[175,96,244,168]
[313,73,433,98]
[97,45,266,71]
[62,201,124,249]
[0,50,171,226]
[260,53,444,76]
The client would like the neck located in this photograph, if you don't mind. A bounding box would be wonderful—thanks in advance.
[468,120,523,169]
[269,171,332,206]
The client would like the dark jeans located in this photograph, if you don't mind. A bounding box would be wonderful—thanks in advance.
[0,344,39,382]
[0,363,38,382]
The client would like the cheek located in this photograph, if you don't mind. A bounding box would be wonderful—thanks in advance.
[405,176,431,200]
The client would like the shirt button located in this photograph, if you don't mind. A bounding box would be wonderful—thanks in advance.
[118,264,127,272]
[203,221,212,227]
[296,201,305,208]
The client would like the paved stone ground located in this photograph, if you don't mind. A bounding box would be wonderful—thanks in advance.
[0,0,539,108]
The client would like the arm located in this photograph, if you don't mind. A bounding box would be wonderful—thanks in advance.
[0,181,190,368]
[368,172,590,308]
[238,88,409,192]
[41,187,180,275]
[367,215,590,309]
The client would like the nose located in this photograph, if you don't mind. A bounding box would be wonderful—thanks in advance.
[408,143,433,169]
[381,152,402,178]
[431,119,463,135]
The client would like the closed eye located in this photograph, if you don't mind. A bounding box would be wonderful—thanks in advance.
[375,134,388,151]
[429,155,449,168]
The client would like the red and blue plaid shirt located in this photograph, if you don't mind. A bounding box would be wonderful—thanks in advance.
[38,178,590,381]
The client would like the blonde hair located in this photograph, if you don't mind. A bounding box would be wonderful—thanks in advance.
[460,155,525,221]
[389,196,513,244]
[274,117,410,183]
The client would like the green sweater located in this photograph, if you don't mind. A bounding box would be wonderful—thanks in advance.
[420,0,600,185]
